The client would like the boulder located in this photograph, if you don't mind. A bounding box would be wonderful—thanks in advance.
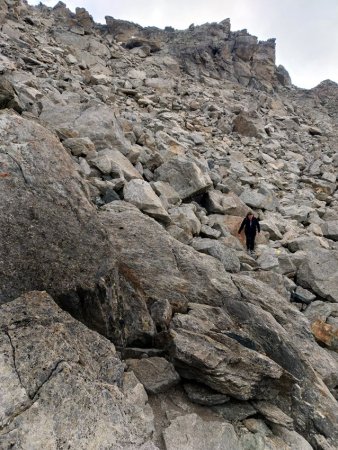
[293,286,316,304]
[256,249,280,271]
[277,253,297,276]
[0,291,155,449]
[169,327,290,400]
[183,382,230,406]
[207,214,232,237]
[308,126,322,136]
[99,202,240,310]
[200,224,222,239]
[240,419,313,450]
[168,204,201,237]
[259,219,283,240]
[0,111,157,347]
[321,220,338,241]
[281,205,314,223]
[276,65,292,86]
[232,111,264,138]
[90,148,142,180]
[163,414,242,450]
[231,274,338,386]
[304,301,338,323]
[150,299,172,331]
[62,137,96,157]
[0,0,8,24]
[75,7,95,31]
[322,171,337,183]
[270,426,313,450]
[229,275,338,443]
[166,224,194,245]
[123,179,170,222]
[154,156,212,200]
[191,238,241,273]
[240,188,277,211]
[286,236,323,253]
[310,320,338,350]
[214,401,257,421]
[126,357,180,394]
[205,190,248,216]
[0,53,16,72]
[304,178,336,201]
[0,110,114,305]
[297,249,338,302]
[145,77,175,91]
[253,401,294,429]
[0,76,23,112]
[40,103,132,153]
[244,271,290,299]
[151,181,181,207]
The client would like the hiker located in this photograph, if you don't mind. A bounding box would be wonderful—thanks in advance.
[238,212,260,254]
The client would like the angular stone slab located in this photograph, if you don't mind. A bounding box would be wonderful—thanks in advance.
[163,413,241,450]
[126,357,180,394]
[154,156,212,200]
[297,249,338,303]
[124,179,170,222]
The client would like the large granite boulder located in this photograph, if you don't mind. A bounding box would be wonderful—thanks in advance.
[240,187,278,211]
[168,204,201,239]
[154,156,212,200]
[0,110,114,305]
[321,220,338,241]
[40,102,132,153]
[0,111,156,346]
[191,238,241,272]
[205,190,248,216]
[297,249,338,302]
[169,326,289,400]
[0,291,155,449]
[99,201,241,311]
[162,285,336,448]
[90,148,142,180]
[123,179,170,222]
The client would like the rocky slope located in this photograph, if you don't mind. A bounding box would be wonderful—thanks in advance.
[0,1,338,449]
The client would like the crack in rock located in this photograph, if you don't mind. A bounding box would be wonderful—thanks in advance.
[30,359,68,401]
[4,330,24,389]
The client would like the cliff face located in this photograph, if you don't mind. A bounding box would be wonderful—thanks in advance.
[106,16,279,92]
[0,1,338,449]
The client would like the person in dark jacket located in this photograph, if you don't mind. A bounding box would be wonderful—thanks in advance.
[238,212,260,254]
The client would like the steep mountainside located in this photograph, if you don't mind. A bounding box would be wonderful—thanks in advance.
[0,1,338,449]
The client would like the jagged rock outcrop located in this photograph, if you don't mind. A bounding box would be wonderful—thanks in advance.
[0,0,338,448]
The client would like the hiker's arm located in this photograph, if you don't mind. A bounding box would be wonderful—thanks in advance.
[238,219,246,233]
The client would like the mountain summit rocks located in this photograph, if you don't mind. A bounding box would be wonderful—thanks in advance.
[0,1,338,449]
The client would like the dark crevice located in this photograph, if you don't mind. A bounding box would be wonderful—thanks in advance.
[30,359,67,400]
[4,330,24,389]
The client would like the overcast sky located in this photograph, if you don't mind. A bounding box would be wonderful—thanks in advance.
[28,0,338,89]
